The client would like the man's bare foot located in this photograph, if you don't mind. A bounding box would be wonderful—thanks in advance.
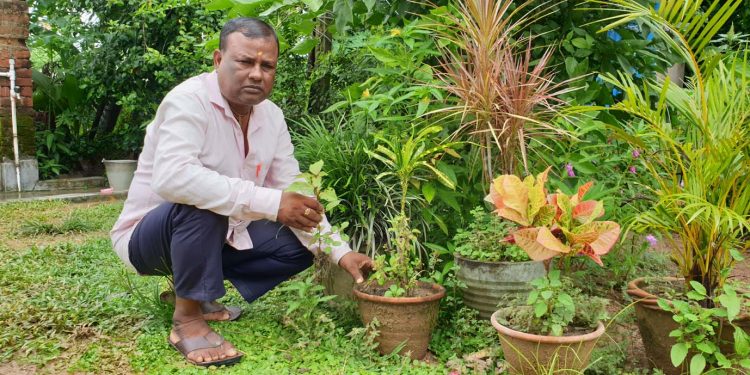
[168,318,241,365]
[169,296,242,366]
[160,292,242,322]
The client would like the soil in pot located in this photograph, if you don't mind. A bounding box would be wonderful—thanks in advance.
[627,277,750,375]
[353,281,445,360]
[491,308,605,375]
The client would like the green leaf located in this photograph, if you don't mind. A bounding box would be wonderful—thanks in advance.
[686,291,706,301]
[422,183,436,203]
[290,38,319,55]
[332,0,353,34]
[286,181,313,194]
[671,343,689,366]
[289,19,316,35]
[319,188,338,204]
[689,281,707,297]
[541,290,553,299]
[361,0,376,12]
[689,354,706,375]
[730,248,745,261]
[657,299,672,311]
[565,57,578,77]
[717,290,741,322]
[534,302,547,317]
[436,161,457,187]
[527,290,539,304]
[570,37,590,49]
[734,328,750,356]
[551,324,563,336]
[309,160,324,175]
[205,0,234,11]
[695,342,714,354]
[301,0,324,12]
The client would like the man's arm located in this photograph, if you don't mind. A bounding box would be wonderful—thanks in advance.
[150,93,280,221]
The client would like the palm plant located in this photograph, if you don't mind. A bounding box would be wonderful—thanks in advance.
[426,0,573,182]
[585,0,750,300]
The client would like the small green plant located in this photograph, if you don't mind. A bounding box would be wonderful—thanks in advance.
[454,206,529,262]
[499,270,608,336]
[278,274,337,343]
[527,270,576,336]
[288,160,349,255]
[366,124,460,297]
[658,282,750,374]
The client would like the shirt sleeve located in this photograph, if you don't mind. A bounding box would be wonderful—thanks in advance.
[265,113,352,264]
[150,93,281,221]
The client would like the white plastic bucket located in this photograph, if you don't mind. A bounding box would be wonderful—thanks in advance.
[102,159,137,192]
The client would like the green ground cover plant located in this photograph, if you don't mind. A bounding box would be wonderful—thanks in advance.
[453,206,529,263]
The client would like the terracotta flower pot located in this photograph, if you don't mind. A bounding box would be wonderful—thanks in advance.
[627,277,750,375]
[353,281,445,359]
[490,309,605,374]
[320,262,355,300]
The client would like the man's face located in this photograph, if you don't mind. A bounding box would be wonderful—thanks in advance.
[213,32,278,108]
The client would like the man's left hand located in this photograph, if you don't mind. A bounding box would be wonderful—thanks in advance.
[338,252,375,284]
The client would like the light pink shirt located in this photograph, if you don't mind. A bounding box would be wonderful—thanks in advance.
[110,71,351,271]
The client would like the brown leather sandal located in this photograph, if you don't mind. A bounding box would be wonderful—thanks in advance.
[159,291,242,321]
[168,321,243,367]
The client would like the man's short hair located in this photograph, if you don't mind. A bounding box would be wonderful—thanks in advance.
[219,18,279,52]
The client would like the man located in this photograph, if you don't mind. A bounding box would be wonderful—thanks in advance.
[110,17,373,367]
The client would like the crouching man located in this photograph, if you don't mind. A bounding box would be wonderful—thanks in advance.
[110,17,373,367]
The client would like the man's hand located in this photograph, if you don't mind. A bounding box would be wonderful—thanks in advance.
[338,252,375,284]
[277,192,324,232]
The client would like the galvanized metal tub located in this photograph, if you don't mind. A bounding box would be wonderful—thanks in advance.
[455,255,545,319]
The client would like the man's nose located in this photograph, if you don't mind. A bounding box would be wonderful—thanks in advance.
[248,64,262,81]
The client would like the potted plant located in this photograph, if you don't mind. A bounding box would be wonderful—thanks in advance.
[586,0,750,372]
[352,124,459,360]
[293,115,394,300]
[486,168,620,373]
[453,206,545,319]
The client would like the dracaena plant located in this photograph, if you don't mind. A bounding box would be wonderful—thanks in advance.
[426,0,574,183]
[583,0,750,301]
[486,167,621,267]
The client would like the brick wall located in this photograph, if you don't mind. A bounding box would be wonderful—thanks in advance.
[0,0,34,159]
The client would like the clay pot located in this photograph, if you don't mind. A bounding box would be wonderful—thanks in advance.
[627,277,750,375]
[353,281,445,359]
[490,309,605,374]
[321,263,355,300]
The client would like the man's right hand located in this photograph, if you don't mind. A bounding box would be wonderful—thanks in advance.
[277,192,324,232]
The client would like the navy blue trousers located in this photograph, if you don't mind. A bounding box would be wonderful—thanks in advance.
[128,203,313,303]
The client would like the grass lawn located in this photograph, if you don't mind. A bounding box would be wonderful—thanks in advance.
[0,199,696,374]
[0,200,475,374]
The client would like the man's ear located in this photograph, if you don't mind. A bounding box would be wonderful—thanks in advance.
[213,49,222,69]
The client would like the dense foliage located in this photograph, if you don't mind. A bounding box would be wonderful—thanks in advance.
[29,0,221,177]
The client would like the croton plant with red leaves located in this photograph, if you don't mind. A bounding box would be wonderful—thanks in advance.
[485,167,621,266]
